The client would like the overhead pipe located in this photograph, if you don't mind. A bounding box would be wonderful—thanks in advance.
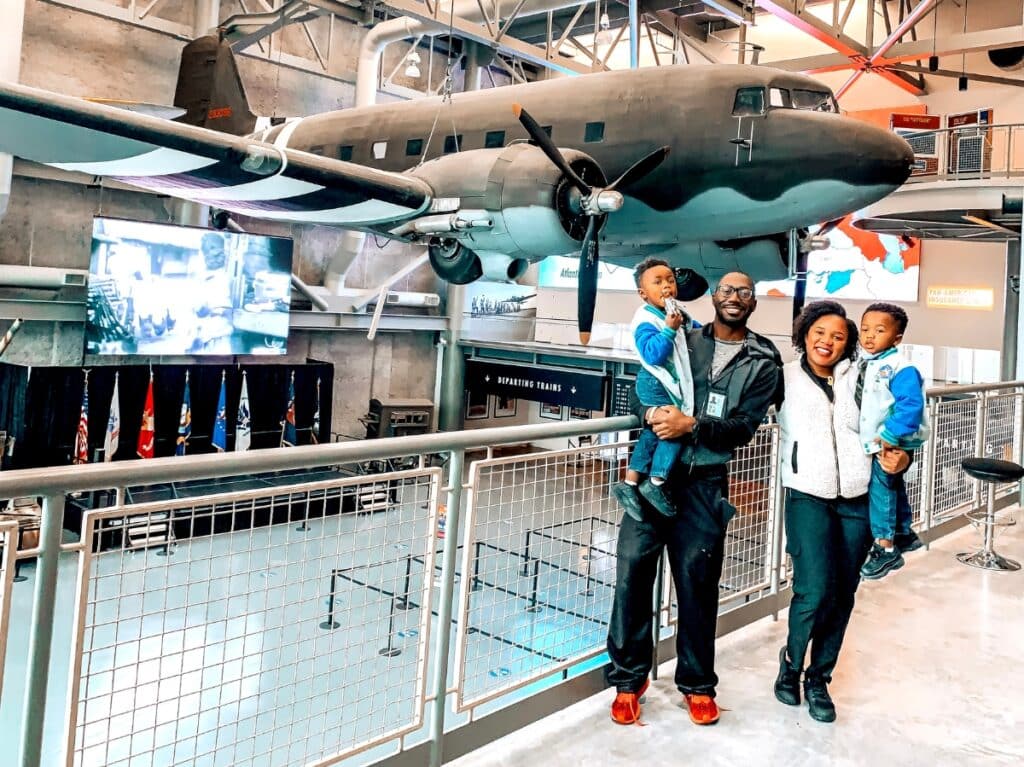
[336,0,580,295]
[0,0,26,223]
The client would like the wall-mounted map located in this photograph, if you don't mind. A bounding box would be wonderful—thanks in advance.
[758,216,921,302]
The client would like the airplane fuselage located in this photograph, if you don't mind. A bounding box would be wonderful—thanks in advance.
[259,64,913,265]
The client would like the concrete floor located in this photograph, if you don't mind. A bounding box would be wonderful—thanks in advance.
[448,517,1024,767]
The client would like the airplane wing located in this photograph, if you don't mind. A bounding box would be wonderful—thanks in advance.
[0,80,434,227]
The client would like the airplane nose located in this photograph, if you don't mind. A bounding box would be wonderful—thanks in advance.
[858,124,915,188]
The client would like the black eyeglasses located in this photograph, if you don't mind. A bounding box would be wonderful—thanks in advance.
[715,284,754,300]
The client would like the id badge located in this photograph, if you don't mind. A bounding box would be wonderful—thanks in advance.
[706,391,727,419]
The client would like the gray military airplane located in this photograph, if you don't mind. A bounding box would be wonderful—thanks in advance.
[0,36,914,343]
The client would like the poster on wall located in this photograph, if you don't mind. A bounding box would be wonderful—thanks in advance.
[757,215,920,302]
[463,281,537,317]
[537,257,637,291]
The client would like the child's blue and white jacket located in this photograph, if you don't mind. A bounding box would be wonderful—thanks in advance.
[853,346,929,454]
[629,304,695,416]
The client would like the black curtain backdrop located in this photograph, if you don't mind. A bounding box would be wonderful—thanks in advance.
[0,361,333,469]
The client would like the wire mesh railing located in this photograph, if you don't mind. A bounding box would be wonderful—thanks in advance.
[0,520,17,704]
[65,471,441,767]
[901,123,1024,183]
[453,442,625,712]
[0,382,1021,767]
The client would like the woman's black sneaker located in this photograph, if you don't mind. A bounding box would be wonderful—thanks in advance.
[803,678,836,723]
[895,529,924,553]
[774,646,800,706]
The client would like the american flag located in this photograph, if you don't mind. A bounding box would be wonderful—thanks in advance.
[73,373,89,464]
[280,372,297,447]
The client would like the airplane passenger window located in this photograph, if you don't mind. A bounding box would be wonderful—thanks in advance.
[485,130,505,148]
[732,87,765,116]
[339,145,354,161]
[769,88,790,108]
[444,134,462,154]
[792,90,838,113]
[406,138,424,156]
[585,122,605,143]
[372,141,387,160]
[309,145,325,156]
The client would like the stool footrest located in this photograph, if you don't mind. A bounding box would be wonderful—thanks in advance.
[956,550,1021,571]
[964,510,1017,528]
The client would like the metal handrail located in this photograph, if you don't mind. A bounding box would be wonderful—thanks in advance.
[926,380,1024,397]
[0,415,638,498]
[899,122,1024,183]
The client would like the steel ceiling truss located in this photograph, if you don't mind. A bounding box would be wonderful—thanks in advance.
[762,0,1024,95]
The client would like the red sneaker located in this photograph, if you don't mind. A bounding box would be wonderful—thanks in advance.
[610,679,650,725]
[683,693,720,725]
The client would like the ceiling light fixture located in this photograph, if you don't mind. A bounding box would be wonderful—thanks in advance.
[404,50,422,79]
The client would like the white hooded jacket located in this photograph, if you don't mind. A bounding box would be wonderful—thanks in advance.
[777,358,872,499]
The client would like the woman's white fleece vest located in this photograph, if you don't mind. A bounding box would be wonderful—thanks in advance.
[777,359,871,499]
[629,304,695,416]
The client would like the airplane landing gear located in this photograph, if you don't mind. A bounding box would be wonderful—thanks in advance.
[428,238,482,284]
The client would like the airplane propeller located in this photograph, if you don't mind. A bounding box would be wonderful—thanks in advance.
[513,103,670,344]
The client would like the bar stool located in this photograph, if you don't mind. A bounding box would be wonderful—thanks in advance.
[958,457,1024,571]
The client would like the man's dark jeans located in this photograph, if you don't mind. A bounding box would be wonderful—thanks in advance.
[784,489,872,682]
[606,468,735,696]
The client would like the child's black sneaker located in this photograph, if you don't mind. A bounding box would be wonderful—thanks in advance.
[639,479,676,517]
[894,529,924,553]
[860,542,904,580]
[611,482,645,523]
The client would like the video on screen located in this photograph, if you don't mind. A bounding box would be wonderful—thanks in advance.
[86,218,293,356]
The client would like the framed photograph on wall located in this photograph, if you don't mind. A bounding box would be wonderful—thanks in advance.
[569,407,591,420]
[465,389,490,420]
[493,395,517,418]
[539,402,562,420]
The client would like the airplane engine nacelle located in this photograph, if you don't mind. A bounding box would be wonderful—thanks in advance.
[407,143,606,281]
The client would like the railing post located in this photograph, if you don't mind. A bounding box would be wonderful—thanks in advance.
[19,492,65,767]
[973,394,987,509]
[922,397,940,534]
[428,448,465,767]
[768,425,785,615]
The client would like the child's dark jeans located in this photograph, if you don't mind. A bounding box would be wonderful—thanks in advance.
[867,455,914,541]
[629,370,681,480]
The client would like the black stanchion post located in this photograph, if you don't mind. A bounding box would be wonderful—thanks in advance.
[395,554,414,610]
[521,529,532,576]
[525,557,542,613]
[471,540,483,592]
[320,569,340,629]
[378,595,402,657]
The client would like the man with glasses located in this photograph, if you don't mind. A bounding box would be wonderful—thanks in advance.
[607,271,782,727]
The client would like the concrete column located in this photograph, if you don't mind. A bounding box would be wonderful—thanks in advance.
[0,0,26,222]
[1004,239,1021,380]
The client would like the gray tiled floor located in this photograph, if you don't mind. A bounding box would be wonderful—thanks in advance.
[448,517,1024,767]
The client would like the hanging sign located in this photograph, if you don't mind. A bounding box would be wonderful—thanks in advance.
[465,360,607,410]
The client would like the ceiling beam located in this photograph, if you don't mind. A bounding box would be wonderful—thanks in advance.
[894,64,1024,88]
[769,24,1024,74]
[379,0,594,75]
[754,0,869,59]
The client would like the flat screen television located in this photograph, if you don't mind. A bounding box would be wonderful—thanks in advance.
[86,217,293,356]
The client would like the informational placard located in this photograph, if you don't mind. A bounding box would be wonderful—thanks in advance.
[925,286,994,310]
[537,257,637,292]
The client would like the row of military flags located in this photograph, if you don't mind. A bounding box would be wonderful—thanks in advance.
[72,370,321,463]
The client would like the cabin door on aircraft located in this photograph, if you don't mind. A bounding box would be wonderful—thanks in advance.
[730,87,768,166]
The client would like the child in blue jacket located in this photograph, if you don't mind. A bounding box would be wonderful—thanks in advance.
[855,303,929,580]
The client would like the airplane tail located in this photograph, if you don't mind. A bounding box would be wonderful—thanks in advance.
[173,35,257,136]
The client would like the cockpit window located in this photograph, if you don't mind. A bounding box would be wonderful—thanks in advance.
[769,88,790,108]
[733,87,766,116]
[791,89,839,113]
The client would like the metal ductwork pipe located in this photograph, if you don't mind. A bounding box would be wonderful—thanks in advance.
[333,0,581,294]
[0,0,27,223]
[989,47,1024,71]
